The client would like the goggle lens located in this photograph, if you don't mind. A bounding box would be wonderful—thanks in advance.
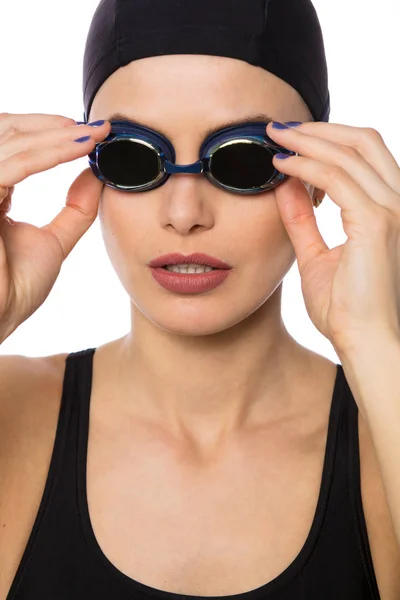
[210,141,274,189]
[97,139,160,187]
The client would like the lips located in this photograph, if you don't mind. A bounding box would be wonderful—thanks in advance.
[148,252,232,270]
[150,265,232,294]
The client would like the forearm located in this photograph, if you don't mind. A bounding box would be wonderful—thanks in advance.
[337,331,400,550]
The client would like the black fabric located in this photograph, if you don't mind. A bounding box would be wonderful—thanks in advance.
[82,0,330,125]
[6,348,381,599]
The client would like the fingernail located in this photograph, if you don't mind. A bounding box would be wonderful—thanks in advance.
[272,122,289,130]
[284,122,303,128]
[88,120,106,127]
[275,153,291,160]
[74,136,91,143]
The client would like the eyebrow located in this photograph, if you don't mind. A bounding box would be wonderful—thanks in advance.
[106,112,276,139]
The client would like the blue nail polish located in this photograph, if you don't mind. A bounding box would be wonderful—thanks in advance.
[88,120,106,127]
[284,121,303,128]
[275,153,291,160]
[272,122,289,130]
[74,136,91,143]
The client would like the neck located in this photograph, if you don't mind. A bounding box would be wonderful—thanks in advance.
[99,298,314,450]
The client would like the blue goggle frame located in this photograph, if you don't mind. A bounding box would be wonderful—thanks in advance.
[87,120,298,195]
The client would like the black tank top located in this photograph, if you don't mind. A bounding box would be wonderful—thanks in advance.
[6,348,382,600]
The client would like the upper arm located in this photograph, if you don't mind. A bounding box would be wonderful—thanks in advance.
[0,355,49,457]
[359,410,400,599]
[0,353,68,597]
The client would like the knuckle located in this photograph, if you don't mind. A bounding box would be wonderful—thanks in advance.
[324,165,346,187]
[0,121,19,141]
[363,127,383,146]
[365,127,382,139]
[12,150,32,177]
[339,145,359,161]
[57,115,77,126]
[351,127,383,155]
[0,112,16,131]
[7,124,19,138]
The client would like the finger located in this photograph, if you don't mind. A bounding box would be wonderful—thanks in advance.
[0,113,77,139]
[0,192,12,213]
[0,113,77,205]
[0,185,8,203]
[273,175,329,272]
[0,187,15,212]
[41,168,103,260]
[268,122,400,200]
[272,152,392,269]
[0,123,110,188]
[271,152,385,226]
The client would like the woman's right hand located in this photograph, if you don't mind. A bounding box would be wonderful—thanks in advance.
[0,112,112,343]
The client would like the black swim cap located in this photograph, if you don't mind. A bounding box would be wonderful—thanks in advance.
[82,0,330,125]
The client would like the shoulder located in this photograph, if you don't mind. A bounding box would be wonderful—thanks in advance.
[0,352,70,447]
[0,351,69,382]
[0,351,69,400]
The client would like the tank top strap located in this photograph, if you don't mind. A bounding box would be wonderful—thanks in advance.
[64,346,96,483]
[56,346,97,492]
[65,347,96,402]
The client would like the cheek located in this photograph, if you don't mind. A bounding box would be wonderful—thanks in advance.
[99,190,148,265]
[233,203,296,287]
[232,202,291,262]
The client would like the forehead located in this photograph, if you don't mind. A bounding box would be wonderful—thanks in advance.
[90,56,313,131]
[105,112,276,140]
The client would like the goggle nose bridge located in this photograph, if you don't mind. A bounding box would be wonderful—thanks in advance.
[164,160,204,174]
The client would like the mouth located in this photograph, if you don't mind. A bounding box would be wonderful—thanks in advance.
[149,262,233,293]
[161,265,217,273]
[148,252,232,270]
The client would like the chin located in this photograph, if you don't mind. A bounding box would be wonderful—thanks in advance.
[139,303,250,337]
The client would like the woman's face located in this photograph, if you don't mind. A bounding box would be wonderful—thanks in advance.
[89,54,317,336]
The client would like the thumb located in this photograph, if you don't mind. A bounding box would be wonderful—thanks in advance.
[274,176,329,273]
[42,167,104,259]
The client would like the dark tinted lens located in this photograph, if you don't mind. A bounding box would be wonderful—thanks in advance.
[210,141,274,189]
[98,139,160,187]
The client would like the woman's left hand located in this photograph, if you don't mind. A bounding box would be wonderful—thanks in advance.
[266,120,400,355]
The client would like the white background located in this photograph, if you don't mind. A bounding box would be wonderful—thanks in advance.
[0,0,399,359]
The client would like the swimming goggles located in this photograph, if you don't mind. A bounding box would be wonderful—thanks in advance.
[87,120,298,195]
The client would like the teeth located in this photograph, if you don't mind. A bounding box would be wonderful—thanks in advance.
[165,264,215,274]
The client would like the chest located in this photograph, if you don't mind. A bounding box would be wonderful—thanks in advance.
[84,409,332,596]
[2,384,400,600]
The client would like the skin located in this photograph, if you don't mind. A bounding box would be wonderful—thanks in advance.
[88,54,328,455]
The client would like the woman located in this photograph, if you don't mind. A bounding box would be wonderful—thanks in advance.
[1,0,400,598]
